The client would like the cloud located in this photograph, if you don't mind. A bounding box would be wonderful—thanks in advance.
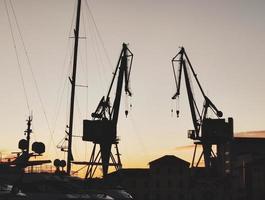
[175,144,195,151]
[172,130,265,167]
[235,130,265,138]
[174,130,265,152]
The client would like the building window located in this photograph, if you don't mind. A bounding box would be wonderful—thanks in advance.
[168,180,172,188]
[178,180,183,188]
[131,180,136,188]
[179,193,184,199]
[179,166,183,174]
[156,181,160,188]
[144,181,149,188]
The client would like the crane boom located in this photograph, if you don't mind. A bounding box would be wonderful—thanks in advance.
[172,47,222,139]
[182,59,200,136]
[91,43,132,122]
[111,43,132,124]
[171,47,233,171]
[83,43,133,178]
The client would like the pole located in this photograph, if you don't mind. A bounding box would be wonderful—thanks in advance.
[67,0,81,175]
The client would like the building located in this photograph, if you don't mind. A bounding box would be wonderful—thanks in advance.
[245,157,265,200]
[229,137,265,200]
[106,155,190,200]
[106,137,265,200]
[149,155,190,200]
[106,168,150,200]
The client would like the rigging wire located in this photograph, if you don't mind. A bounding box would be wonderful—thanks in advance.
[51,2,83,159]
[82,4,106,94]
[85,0,114,71]
[4,0,30,115]
[86,20,106,92]
[66,84,71,128]
[52,2,76,136]
[81,7,89,117]
[66,6,90,158]
[74,93,83,132]
[75,14,89,121]
[9,0,57,157]
[85,0,119,101]
[129,113,150,159]
[52,54,73,137]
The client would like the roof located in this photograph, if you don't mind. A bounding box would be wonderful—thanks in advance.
[231,137,265,157]
[149,155,190,167]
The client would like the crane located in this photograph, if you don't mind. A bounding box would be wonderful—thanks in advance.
[80,43,133,178]
[171,47,233,174]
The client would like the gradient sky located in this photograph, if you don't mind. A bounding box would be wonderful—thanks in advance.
[1,0,265,170]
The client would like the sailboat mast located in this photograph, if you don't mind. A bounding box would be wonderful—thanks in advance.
[67,0,81,175]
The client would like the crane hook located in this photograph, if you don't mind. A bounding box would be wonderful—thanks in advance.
[125,110,129,117]
[176,110,180,118]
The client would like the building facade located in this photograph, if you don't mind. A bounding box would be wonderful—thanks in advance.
[107,155,190,200]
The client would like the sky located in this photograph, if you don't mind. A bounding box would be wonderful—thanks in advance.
[0,0,265,173]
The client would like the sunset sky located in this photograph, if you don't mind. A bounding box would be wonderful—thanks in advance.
[1,0,265,172]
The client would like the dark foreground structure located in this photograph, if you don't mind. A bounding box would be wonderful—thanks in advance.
[106,137,265,200]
